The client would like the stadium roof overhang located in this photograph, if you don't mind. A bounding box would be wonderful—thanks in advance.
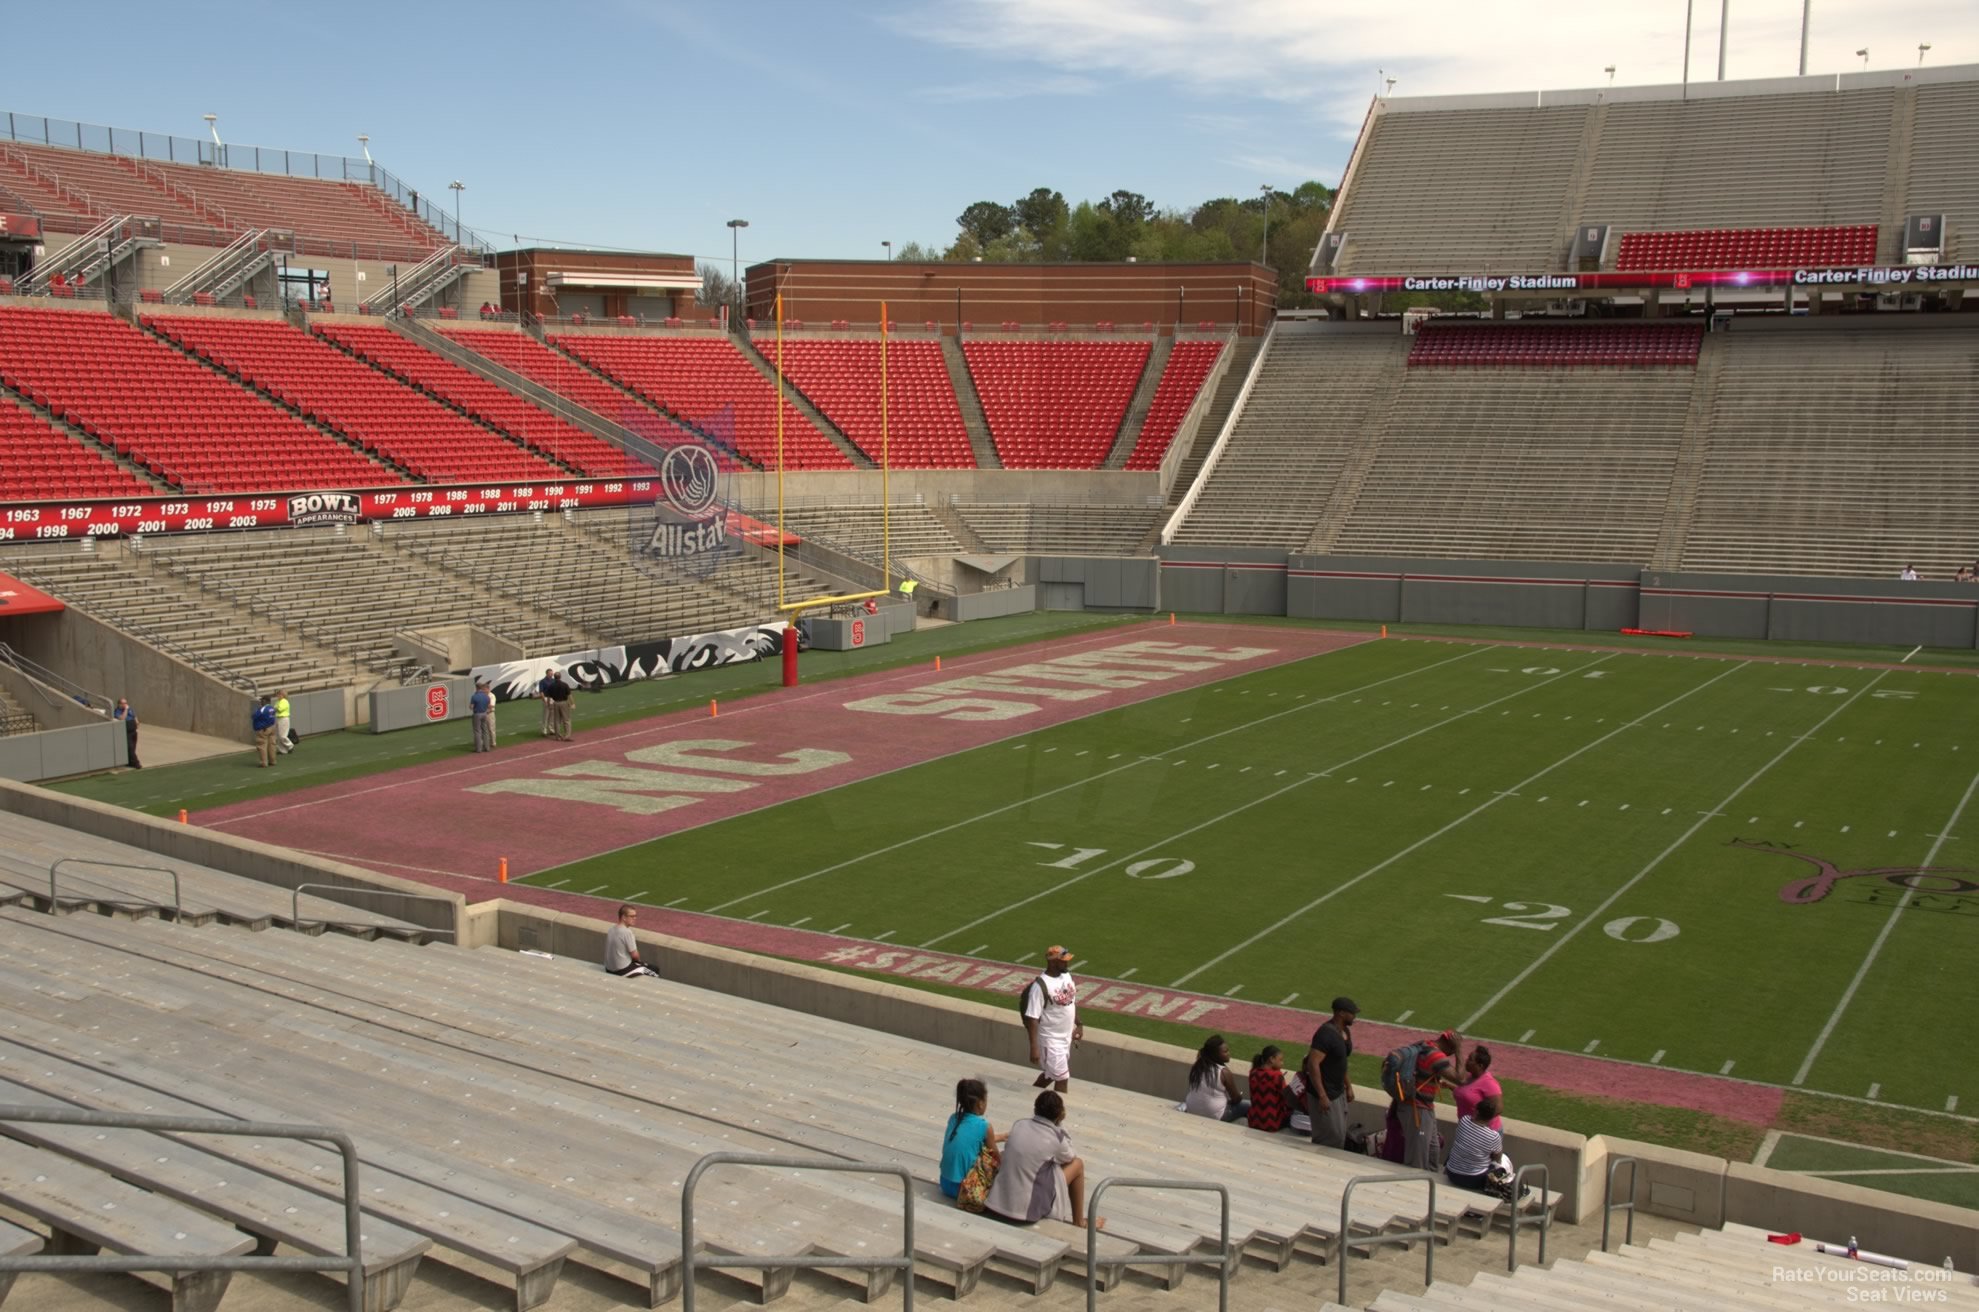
[1308,263,1979,297]
[544,271,702,292]
[0,572,64,615]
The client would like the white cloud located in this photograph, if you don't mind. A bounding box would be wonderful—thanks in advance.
[898,0,1979,130]
[1227,152,1340,188]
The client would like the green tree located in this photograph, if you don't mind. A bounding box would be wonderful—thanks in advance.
[1100,189,1154,229]
[894,241,941,262]
[1012,188,1069,251]
[955,201,1014,248]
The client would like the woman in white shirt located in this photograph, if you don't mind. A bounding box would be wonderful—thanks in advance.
[1444,1093,1504,1192]
[1182,1035,1250,1122]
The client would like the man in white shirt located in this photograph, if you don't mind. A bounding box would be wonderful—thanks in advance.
[604,904,659,978]
[1022,944,1083,1092]
[1900,565,1920,581]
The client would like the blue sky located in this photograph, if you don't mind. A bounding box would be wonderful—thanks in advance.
[6,0,1974,267]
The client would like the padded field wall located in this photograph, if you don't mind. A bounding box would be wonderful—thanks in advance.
[1159,549,1979,649]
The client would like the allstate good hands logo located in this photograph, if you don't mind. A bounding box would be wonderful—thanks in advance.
[638,443,731,579]
[660,444,720,519]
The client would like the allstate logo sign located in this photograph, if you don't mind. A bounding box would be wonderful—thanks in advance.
[638,442,733,579]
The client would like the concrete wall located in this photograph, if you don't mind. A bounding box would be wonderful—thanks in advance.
[1287,556,1643,631]
[0,779,464,939]
[950,585,1036,621]
[0,607,251,741]
[1034,556,1160,611]
[287,688,344,737]
[368,676,474,734]
[1156,547,1291,615]
[0,721,124,781]
[1640,572,1979,648]
[0,663,103,731]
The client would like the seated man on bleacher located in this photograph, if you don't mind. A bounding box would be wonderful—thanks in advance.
[603,904,659,978]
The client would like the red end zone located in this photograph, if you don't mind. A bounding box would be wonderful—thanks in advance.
[198,622,1364,878]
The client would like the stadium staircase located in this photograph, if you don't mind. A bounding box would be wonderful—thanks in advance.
[941,335,1001,468]
[1158,337,1260,511]
[1100,333,1171,469]
[1170,327,1408,549]
[734,335,876,468]
[0,906,1573,1312]
[1301,381,1401,555]
[1649,333,1729,571]
[359,245,473,314]
[1120,338,1228,472]
[159,228,287,306]
[0,684,36,736]
[16,213,158,293]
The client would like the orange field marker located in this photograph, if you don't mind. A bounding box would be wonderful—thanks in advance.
[1381,624,1388,638]
[498,857,509,883]
[1170,612,1176,625]
[177,808,188,824]
[710,699,719,717]
[935,656,942,671]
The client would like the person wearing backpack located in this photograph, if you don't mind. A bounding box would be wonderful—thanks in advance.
[1020,945,1082,1092]
[1380,1029,1461,1171]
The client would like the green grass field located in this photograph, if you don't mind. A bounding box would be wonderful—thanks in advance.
[523,632,1979,1116]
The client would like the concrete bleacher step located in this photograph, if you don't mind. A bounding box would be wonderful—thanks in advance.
[1104,333,1170,470]
[0,1215,43,1307]
[0,1139,255,1312]
[940,335,1001,469]
[0,1075,431,1312]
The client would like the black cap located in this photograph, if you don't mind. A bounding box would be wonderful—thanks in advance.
[1332,996,1360,1015]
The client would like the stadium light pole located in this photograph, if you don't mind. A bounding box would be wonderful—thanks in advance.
[1259,184,1273,267]
[1918,43,1931,66]
[1717,0,1729,80]
[1681,0,1693,99]
[1798,0,1811,75]
[1604,65,1616,85]
[727,218,748,324]
[881,240,892,261]
[1856,47,1869,69]
[202,113,222,166]
[448,180,465,244]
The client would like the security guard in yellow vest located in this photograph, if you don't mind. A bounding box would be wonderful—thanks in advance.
[274,692,294,755]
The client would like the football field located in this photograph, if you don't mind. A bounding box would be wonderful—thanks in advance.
[523,630,1979,1117]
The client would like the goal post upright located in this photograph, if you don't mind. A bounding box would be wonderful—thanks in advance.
[771,292,888,686]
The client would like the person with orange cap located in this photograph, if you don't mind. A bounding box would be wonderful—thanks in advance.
[1021,944,1083,1093]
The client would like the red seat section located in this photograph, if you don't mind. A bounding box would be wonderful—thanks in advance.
[1124,340,1225,471]
[551,335,852,471]
[1407,322,1703,368]
[314,323,639,478]
[962,340,1149,469]
[0,306,390,494]
[0,394,152,500]
[437,327,737,468]
[1614,224,1877,271]
[146,315,565,484]
[0,142,443,259]
[771,340,974,469]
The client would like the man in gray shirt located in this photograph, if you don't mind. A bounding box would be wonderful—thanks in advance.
[604,904,659,978]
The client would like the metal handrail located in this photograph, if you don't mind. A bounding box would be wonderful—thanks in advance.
[1601,1155,1639,1252]
[1507,1163,1551,1271]
[1338,1171,1438,1306]
[680,1153,913,1311]
[289,883,458,941]
[1085,1177,1230,1312]
[49,858,180,918]
[0,1104,364,1312]
[0,641,112,713]
[162,227,259,301]
[1160,317,1276,544]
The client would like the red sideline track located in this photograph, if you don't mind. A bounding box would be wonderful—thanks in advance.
[198,619,1786,1126]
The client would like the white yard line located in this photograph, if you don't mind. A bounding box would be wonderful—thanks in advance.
[923,772,1321,949]
[1751,1129,1783,1168]
[1902,645,1923,663]
[1315,654,1616,778]
[1458,671,1890,1034]
[702,642,1490,915]
[1171,660,1751,989]
[1807,1166,1979,1177]
[1791,765,1979,1087]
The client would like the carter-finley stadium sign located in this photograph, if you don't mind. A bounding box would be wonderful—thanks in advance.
[1307,263,1979,295]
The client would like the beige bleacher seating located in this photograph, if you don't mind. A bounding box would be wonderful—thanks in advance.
[0,544,358,695]
[773,503,963,563]
[1581,89,1895,240]
[1906,82,1979,262]
[1330,367,1693,563]
[1172,327,1410,548]
[0,906,1519,1310]
[1373,1220,1979,1311]
[0,809,433,938]
[956,503,1161,556]
[1329,106,1591,272]
[143,529,585,676]
[1681,325,1979,579]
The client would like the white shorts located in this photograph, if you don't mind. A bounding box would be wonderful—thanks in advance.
[1037,1036,1072,1083]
